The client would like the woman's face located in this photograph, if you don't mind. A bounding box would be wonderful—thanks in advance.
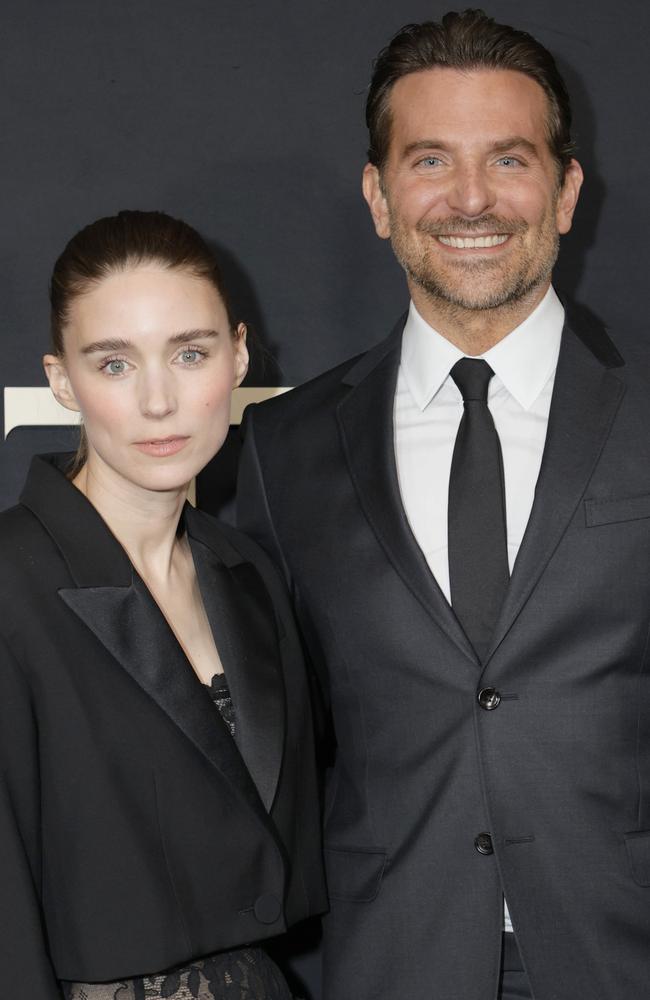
[44,264,248,494]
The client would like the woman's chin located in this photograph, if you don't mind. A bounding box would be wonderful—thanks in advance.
[107,457,200,496]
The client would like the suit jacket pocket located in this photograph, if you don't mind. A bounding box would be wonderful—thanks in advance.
[324,845,387,902]
[625,830,650,886]
[584,493,650,527]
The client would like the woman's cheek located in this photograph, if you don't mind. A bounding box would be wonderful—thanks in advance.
[75,383,132,439]
[196,372,234,415]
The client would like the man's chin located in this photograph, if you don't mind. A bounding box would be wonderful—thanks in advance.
[411,277,519,312]
[410,266,549,314]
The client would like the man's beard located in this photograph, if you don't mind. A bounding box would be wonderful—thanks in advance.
[389,212,560,313]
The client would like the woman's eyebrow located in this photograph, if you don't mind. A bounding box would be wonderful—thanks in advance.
[167,328,221,345]
[81,329,221,354]
[81,337,131,354]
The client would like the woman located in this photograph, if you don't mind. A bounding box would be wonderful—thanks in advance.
[0,210,326,999]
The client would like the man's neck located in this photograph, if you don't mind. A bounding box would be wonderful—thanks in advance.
[410,281,551,356]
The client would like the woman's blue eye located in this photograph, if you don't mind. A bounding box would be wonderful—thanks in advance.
[180,350,202,364]
[106,359,127,375]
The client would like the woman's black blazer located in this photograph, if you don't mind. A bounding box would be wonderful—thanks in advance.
[0,454,327,997]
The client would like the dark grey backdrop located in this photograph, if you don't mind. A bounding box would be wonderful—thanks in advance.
[2,0,648,994]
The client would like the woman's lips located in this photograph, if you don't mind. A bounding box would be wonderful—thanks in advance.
[133,436,190,457]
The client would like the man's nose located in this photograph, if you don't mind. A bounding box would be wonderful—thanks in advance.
[139,369,177,419]
[446,163,496,218]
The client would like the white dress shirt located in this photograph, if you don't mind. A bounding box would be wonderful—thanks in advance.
[393,285,565,932]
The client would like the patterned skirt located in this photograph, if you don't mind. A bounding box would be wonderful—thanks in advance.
[61,946,294,1000]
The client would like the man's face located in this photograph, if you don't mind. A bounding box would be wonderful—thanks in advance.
[363,67,583,314]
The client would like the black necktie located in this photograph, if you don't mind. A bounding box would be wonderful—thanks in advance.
[448,358,509,661]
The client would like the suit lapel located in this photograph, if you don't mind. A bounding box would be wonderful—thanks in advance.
[486,317,626,661]
[189,532,285,812]
[337,320,477,665]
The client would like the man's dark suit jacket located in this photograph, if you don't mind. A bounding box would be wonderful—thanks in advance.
[237,308,650,1000]
[0,454,326,998]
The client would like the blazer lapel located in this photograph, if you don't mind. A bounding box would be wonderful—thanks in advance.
[486,314,626,662]
[58,576,273,822]
[21,456,284,823]
[337,319,477,665]
[188,527,285,813]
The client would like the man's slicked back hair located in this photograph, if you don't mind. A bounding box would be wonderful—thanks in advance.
[366,9,575,176]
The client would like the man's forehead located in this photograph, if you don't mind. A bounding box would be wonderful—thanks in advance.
[389,66,549,125]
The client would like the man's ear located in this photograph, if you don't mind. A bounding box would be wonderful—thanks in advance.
[232,324,249,388]
[42,355,81,412]
[556,158,584,235]
[362,163,392,239]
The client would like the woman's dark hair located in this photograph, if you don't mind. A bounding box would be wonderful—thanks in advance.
[49,209,239,475]
[51,209,237,354]
[366,8,575,177]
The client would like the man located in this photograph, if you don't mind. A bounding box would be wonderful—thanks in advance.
[238,10,650,1000]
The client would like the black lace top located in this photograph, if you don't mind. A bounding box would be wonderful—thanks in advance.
[61,676,293,1000]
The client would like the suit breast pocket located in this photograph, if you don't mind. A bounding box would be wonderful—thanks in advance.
[584,493,650,527]
[324,845,388,902]
[624,830,650,886]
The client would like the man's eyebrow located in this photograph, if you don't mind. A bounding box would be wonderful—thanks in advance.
[81,329,221,355]
[401,136,540,158]
[402,140,453,157]
[491,137,539,156]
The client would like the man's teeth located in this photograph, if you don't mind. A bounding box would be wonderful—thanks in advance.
[438,234,509,248]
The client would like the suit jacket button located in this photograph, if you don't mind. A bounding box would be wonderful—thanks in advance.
[475,833,494,855]
[254,892,282,924]
[478,688,501,710]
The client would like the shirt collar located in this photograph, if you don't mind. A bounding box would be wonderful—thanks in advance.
[400,285,565,412]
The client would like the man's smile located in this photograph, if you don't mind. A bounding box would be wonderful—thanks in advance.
[436,233,511,249]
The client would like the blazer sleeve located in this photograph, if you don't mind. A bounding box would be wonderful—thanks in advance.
[0,634,62,998]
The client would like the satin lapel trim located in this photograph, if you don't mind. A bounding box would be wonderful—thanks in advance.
[337,341,477,665]
[59,577,272,823]
[190,539,285,812]
[486,329,626,662]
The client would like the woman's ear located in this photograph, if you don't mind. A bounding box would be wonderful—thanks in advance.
[233,324,249,388]
[42,355,81,412]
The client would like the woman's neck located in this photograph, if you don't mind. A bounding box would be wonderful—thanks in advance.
[73,455,189,583]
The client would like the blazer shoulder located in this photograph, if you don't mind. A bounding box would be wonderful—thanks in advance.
[0,503,52,563]
[0,504,67,620]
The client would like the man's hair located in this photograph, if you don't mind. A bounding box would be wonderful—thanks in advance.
[366,8,575,175]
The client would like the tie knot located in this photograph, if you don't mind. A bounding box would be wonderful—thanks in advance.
[450,357,494,402]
